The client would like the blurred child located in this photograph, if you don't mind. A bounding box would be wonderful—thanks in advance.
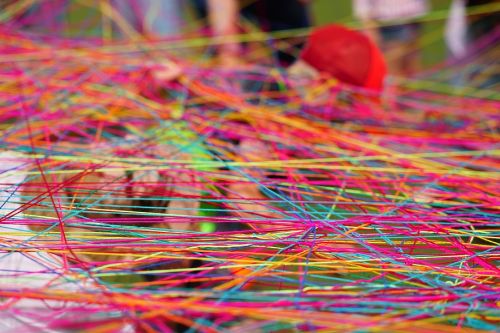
[193,0,311,66]
[289,24,387,92]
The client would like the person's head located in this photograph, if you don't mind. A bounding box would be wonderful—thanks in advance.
[288,24,387,91]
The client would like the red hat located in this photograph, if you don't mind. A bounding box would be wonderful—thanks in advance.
[300,24,387,91]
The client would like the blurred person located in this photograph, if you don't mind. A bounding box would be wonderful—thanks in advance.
[228,24,387,227]
[112,0,185,38]
[446,0,500,57]
[446,0,500,54]
[445,0,499,87]
[148,24,386,230]
[192,0,311,66]
[1,0,185,38]
[289,24,387,92]
[353,0,430,77]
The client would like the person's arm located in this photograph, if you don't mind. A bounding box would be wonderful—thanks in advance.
[207,0,242,65]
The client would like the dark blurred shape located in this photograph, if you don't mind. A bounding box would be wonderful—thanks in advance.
[192,0,311,65]
[467,0,500,41]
